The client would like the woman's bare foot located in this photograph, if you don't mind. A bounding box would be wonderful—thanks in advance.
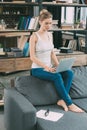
[57,100,68,112]
[68,104,84,113]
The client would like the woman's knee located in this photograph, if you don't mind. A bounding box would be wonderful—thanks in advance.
[68,70,74,75]
[66,70,74,78]
[54,73,62,80]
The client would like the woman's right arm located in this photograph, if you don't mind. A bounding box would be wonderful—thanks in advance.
[30,33,50,71]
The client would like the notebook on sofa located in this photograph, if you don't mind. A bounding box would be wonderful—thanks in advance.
[56,57,76,73]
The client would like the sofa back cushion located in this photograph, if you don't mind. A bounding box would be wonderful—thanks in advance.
[15,76,59,106]
[70,66,87,99]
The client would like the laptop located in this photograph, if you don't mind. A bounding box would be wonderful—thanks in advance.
[56,57,76,73]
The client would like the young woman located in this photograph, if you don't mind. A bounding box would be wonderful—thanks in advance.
[30,9,84,113]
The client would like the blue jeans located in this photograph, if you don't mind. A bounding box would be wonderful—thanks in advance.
[31,68,74,106]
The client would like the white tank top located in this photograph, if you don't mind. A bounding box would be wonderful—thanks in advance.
[32,32,54,68]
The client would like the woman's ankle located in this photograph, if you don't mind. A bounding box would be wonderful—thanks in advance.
[57,100,68,112]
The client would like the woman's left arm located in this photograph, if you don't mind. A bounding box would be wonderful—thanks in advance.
[51,50,59,67]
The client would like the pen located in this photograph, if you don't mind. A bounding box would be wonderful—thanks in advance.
[45,109,49,116]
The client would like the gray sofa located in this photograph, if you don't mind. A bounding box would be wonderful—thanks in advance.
[4,66,87,130]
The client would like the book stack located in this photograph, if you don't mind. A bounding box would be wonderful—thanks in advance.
[60,47,73,53]
[61,23,73,29]
[11,47,23,57]
[17,16,39,30]
[55,0,67,3]
[0,48,6,57]
[7,48,23,58]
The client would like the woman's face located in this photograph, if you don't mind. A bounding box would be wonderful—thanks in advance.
[39,18,52,31]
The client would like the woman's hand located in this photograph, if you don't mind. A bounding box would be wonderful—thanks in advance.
[44,66,56,72]
[49,67,56,72]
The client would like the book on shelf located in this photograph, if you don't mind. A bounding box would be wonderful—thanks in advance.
[33,16,39,30]
[28,17,36,30]
[28,16,39,30]
[22,17,29,30]
[0,52,7,57]
[25,16,31,30]
[17,16,25,30]
[0,52,6,55]
[55,0,67,3]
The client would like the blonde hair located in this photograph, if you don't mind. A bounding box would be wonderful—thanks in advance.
[39,9,52,21]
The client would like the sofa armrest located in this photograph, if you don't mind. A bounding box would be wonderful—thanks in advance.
[4,88,37,130]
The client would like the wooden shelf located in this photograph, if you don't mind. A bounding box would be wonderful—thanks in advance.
[0,52,86,73]
[42,2,87,7]
[49,28,86,32]
[0,28,86,35]
[0,1,39,6]
[0,57,32,73]
[56,51,87,66]
[0,30,30,37]
[0,29,37,37]
[0,1,86,7]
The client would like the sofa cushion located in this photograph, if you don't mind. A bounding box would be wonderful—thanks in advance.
[36,105,87,130]
[15,76,59,106]
[73,98,87,112]
[70,66,87,99]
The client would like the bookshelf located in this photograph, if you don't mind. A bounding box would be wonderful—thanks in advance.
[0,1,40,73]
[0,1,39,29]
[0,0,87,73]
[42,1,87,50]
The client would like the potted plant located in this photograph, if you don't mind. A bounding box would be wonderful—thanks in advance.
[74,20,80,28]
